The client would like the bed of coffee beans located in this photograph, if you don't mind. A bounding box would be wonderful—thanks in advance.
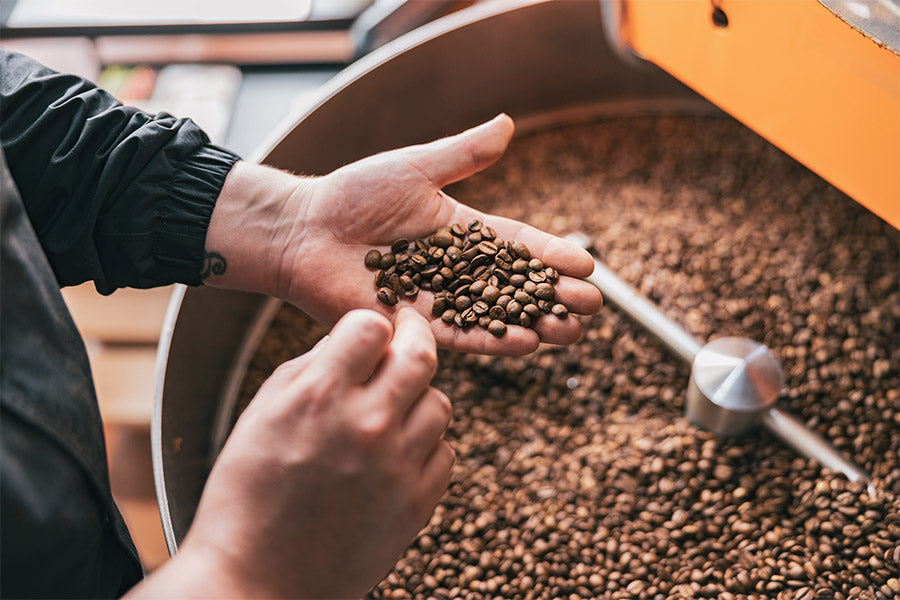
[236,114,899,599]
[364,222,566,336]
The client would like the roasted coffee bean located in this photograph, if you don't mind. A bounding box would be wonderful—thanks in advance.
[468,231,483,244]
[409,254,428,270]
[535,282,555,300]
[518,312,532,327]
[391,238,409,254]
[470,280,488,296]
[496,295,512,309]
[481,285,501,304]
[510,240,531,260]
[489,305,507,321]
[512,258,529,274]
[445,246,462,261]
[472,265,490,281]
[488,319,507,336]
[440,308,456,324]
[551,303,569,318]
[451,223,467,237]
[399,275,414,290]
[364,249,382,269]
[432,230,454,248]
[528,258,544,271]
[499,284,517,296]
[510,273,528,287]
[468,220,482,232]
[482,226,497,241]
[506,300,523,318]
[376,287,397,306]
[523,280,537,295]
[528,270,547,283]
[403,285,419,300]
[470,253,492,269]
[387,273,400,292]
[514,290,531,305]
[461,246,480,262]
[455,296,472,311]
[380,253,396,269]
[430,273,445,291]
[544,267,559,282]
[477,241,499,255]
[472,301,490,316]
[536,299,553,313]
[495,250,514,270]
[523,303,541,318]
[478,315,492,329]
[432,297,451,317]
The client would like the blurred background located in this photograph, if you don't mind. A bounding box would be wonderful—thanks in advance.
[1,0,480,570]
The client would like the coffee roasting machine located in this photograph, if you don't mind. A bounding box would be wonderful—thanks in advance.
[152,0,899,555]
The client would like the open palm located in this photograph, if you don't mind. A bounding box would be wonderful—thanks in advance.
[280,115,602,355]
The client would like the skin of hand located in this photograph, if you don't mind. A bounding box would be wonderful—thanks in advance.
[128,308,453,599]
[205,114,603,355]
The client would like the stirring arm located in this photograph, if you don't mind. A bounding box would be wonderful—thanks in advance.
[566,233,875,492]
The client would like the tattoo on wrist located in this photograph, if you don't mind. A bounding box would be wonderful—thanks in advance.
[201,251,227,281]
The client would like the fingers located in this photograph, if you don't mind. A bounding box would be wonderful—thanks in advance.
[416,440,456,522]
[369,307,439,413]
[532,314,583,346]
[406,114,514,188]
[553,276,604,315]
[441,203,596,280]
[310,310,393,385]
[402,387,452,464]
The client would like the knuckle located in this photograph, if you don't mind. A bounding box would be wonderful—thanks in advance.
[287,365,339,413]
[433,389,452,416]
[270,355,304,380]
[404,339,438,372]
[352,410,391,447]
[440,441,456,470]
[341,309,393,344]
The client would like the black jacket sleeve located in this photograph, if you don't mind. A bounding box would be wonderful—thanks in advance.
[0,47,241,293]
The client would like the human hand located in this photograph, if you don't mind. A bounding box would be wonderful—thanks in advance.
[144,308,452,599]
[285,115,601,354]
[205,115,602,355]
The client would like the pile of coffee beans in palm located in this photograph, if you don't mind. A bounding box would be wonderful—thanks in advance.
[364,221,566,336]
[237,114,899,599]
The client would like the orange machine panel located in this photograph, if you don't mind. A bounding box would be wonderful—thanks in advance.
[621,0,900,229]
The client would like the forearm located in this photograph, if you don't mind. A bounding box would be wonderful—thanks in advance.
[202,160,315,298]
[0,48,239,292]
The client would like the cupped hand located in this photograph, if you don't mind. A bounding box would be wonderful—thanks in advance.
[278,114,603,355]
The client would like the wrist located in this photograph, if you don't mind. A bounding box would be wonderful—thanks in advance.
[125,543,262,599]
[203,161,316,298]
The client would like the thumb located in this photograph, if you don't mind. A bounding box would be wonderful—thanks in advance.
[405,114,514,188]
